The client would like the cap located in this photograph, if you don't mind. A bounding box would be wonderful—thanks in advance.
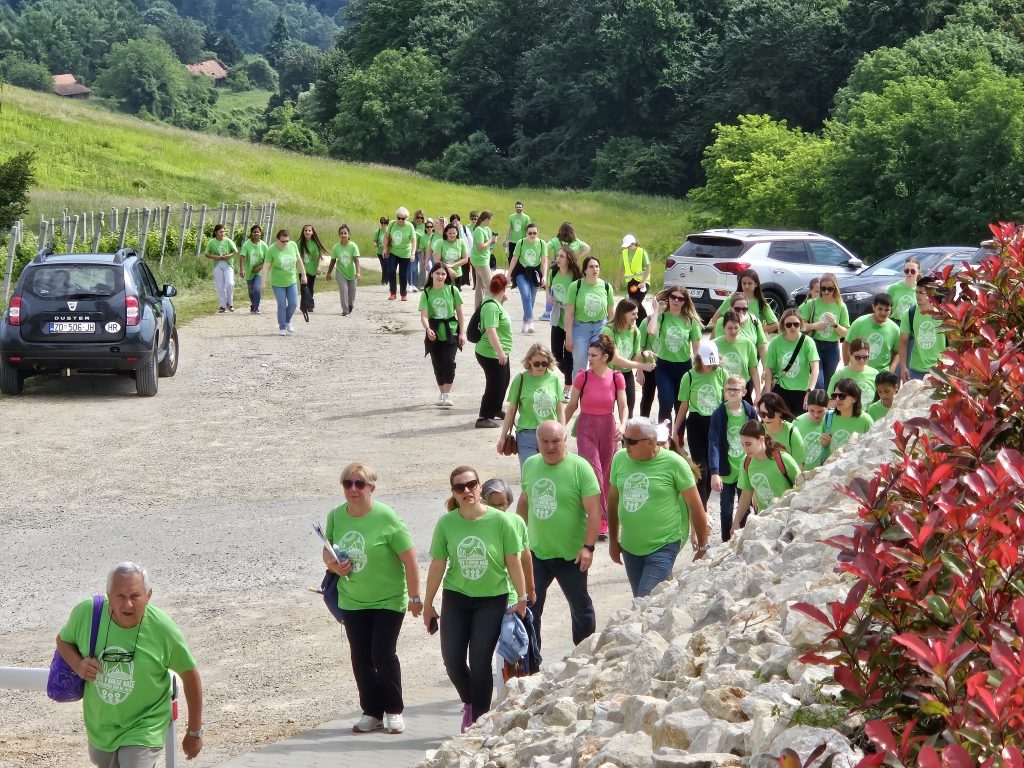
[697,339,720,366]
[621,234,637,248]
[655,419,672,443]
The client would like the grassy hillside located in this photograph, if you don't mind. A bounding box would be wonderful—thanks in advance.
[2,87,695,265]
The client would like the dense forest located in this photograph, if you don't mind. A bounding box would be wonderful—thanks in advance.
[3,0,1024,254]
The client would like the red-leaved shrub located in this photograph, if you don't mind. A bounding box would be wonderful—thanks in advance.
[792,222,1024,767]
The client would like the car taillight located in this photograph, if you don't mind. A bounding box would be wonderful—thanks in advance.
[665,258,677,270]
[714,262,751,275]
[8,296,21,326]
[126,296,140,326]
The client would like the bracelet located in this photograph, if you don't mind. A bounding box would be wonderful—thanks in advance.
[186,728,203,739]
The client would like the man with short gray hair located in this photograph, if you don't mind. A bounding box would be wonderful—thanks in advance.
[56,562,204,768]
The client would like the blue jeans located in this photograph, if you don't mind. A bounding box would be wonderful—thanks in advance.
[272,283,298,330]
[516,428,538,471]
[815,339,840,390]
[622,540,682,598]
[409,250,421,288]
[571,319,607,380]
[247,275,262,312]
[654,359,692,422]
[515,273,538,321]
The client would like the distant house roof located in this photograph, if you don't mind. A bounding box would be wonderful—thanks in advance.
[186,60,229,80]
[52,73,91,97]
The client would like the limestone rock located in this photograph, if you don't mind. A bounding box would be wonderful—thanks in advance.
[698,686,748,723]
[651,709,711,751]
[620,695,668,734]
[544,697,578,727]
[768,726,864,768]
[653,752,745,768]
[583,731,654,768]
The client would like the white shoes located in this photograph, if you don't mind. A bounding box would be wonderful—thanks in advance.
[435,393,445,406]
[384,713,405,734]
[286,323,294,334]
[441,393,454,407]
[527,321,535,334]
[279,329,287,336]
[352,715,382,733]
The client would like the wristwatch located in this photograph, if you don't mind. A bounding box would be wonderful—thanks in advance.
[186,729,204,739]
[582,544,596,552]
[698,543,711,553]
[409,596,422,604]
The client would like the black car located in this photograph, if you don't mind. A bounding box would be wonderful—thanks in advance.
[789,246,979,320]
[0,247,178,396]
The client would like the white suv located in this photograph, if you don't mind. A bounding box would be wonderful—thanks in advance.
[663,229,863,321]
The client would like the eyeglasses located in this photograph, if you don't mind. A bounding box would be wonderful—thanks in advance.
[783,321,801,329]
[833,392,850,401]
[452,479,480,494]
[734,306,749,313]
[623,436,651,445]
[101,649,135,663]
[853,354,870,361]
[669,294,685,302]
[904,269,918,275]
[530,360,548,369]
[342,479,369,490]
[724,387,744,393]
[821,286,836,293]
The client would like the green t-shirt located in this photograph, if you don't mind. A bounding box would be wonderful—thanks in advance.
[809,298,850,342]
[846,315,901,371]
[471,225,493,267]
[797,298,817,324]
[866,400,890,421]
[475,299,513,358]
[887,282,917,321]
[720,294,778,328]
[387,221,416,259]
[678,367,728,417]
[373,227,387,255]
[738,451,801,507]
[331,241,360,280]
[299,241,322,275]
[325,500,415,612]
[720,407,748,484]
[267,241,300,288]
[522,452,601,560]
[638,317,660,356]
[771,420,806,468]
[653,313,702,363]
[240,239,268,277]
[825,412,875,452]
[714,314,767,350]
[714,335,758,382]
[900,308,946,372]
[514,237,546,268]
[59,600,196,752]
[419,283,462,320]
[793,413,826,469]
[205,237,237,259]
[601,323,641,372]
[547,237,589,256]
[438,239,468,277]
[508,212,531,240]
[610,448,696,556]
[549,271,575,329]
[828,364,880,405]
[766,334,820,391]
[567,279,614,323]
[508,370,562,429]
[503,513,530,604]
[429,506,522,597]
[415,222,427,251]
[426,232,443,259]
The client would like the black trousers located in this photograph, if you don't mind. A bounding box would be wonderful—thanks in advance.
[387,256,409,296]
[339,608,405,718]
[377,254,387,284]
[531,553,595,650]
[429,339,458,386]
[626,280,648,322]
[305,274,317,309]
[774,385,807,416]
[439,590,507,717]
[685,411,713,507]
[475,352,510,419]
[550,325,573,383]
[639,370,657,418]
[622,370,636,417]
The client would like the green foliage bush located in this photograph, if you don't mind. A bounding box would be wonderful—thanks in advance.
[416,132,509,187]
[2,57,52,92]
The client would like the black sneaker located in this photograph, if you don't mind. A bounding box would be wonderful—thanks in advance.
[475,418,499,429]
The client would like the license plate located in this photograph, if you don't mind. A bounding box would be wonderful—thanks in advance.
[50,322,95,334]
[688,288,704,298]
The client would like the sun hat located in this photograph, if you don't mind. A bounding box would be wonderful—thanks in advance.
[697,339,720,366]
[621,234,637,248]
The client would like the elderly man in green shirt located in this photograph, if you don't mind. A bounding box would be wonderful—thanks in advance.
[56,562,203,768]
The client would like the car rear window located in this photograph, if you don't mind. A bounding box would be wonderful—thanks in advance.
[673,236,744,259]
[24,265,122,300]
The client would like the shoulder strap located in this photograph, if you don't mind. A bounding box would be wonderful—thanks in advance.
[907,306,916,337]
[743,454,751,473]
[605,279,613,301]
[513,373,525,407]
[824,409,834,434]
[579,370,588,395]
[780,333,807,375]
[772,448,792,487]
[89,595,104,658]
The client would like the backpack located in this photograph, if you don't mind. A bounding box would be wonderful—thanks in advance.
[569,278,614,314]
[744,447,793,489]
[466,298,497,343]
[906,306,916,339]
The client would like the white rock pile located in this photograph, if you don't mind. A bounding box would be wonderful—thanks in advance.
[418,381,934,768]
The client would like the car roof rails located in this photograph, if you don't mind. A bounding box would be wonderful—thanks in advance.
[113,247,137,264]
[32,246,56,263]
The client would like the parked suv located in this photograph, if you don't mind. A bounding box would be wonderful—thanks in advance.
[0,247,179,396]
[663,229,862,321]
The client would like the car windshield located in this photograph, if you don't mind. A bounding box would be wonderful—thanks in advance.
[673,236,744,259]
[858,249,975,278]
[25,265,121,300]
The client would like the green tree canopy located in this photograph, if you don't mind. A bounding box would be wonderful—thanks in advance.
[0,152,36,233]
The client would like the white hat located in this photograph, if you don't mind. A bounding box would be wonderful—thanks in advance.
[621,234,637,248]
[697,339,720,366]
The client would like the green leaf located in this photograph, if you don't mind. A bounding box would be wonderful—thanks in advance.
[919,699,949,716]
[925,595,953,623]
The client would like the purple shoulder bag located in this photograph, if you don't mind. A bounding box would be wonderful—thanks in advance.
[47,595,104,702]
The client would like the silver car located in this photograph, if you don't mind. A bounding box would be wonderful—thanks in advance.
[663,229,863,321]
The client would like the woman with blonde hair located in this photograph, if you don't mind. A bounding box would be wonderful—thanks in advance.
[802,272,849,388]
[646,286,702,422]
[498,343,565,467]
[471,210,499,308]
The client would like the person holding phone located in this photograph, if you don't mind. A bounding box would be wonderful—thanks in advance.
[471,211,499,308]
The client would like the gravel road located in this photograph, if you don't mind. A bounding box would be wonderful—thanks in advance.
[0,277,678,767]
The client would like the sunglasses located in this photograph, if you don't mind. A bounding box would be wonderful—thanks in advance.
[904,269,918,275]
[669,294,686,302]
[342,479,369,490]
[530,360,547,369]
[426,223,434,228]
[853,354,870,361]
[783,321,801,329]
[821,286,836,293]
[397,216,407,221]
[101,649,135,663]
[623,436,651,445]
[758,410,775,418]
[833,392,851,401]
[734,306,749,313]
[416,216,424,220]
[452,478,480,494]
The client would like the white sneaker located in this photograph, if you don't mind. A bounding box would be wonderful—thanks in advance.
[352,715,383,733]
[442,393,454,407]
[410,286,419,292]
[286,323,294,334]
[279,329,287,336]
[384,713,405,734]
[435,393,445,406]
[527,322,535,334]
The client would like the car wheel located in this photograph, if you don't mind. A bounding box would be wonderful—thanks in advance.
[158,329,179,378]
[0,360,24,395]
[135,354,158,397]
[763,289,787,320]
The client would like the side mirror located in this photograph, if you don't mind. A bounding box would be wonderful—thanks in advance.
[847,257,863,270]
[163,284,177,298]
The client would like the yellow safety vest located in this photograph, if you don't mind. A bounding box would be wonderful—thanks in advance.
[621,247,648,281]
